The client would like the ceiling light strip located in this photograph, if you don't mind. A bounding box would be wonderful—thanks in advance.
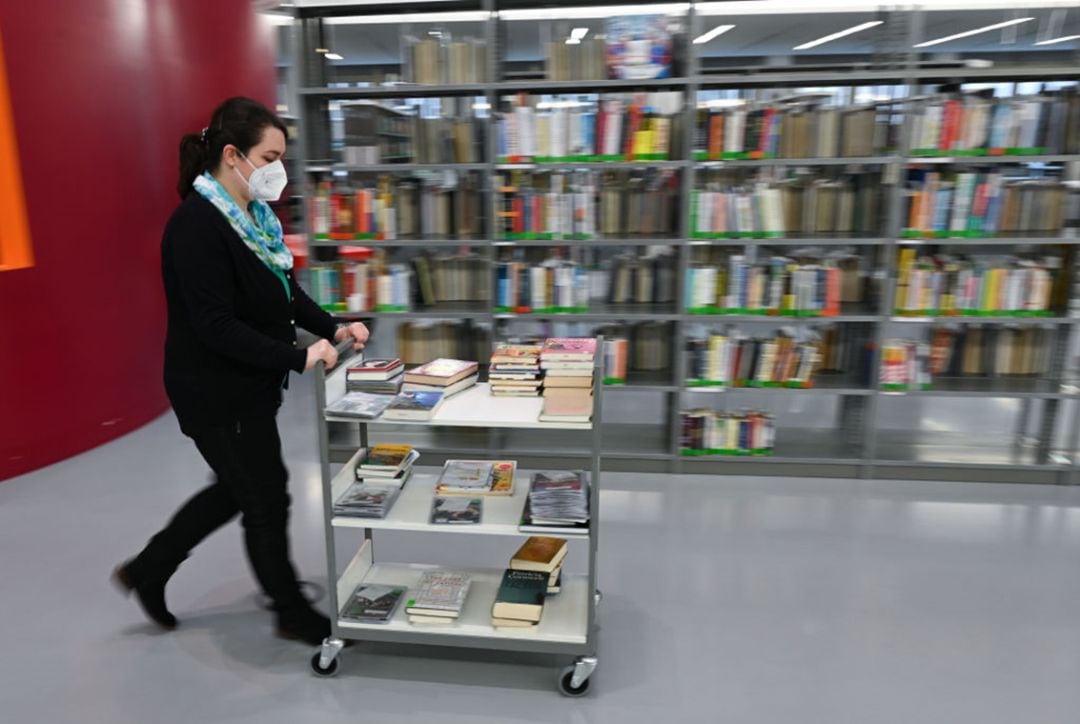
[793,20,883,50]
[913,17,1034,48]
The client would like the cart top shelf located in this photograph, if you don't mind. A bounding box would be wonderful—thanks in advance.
[325,377,594,431]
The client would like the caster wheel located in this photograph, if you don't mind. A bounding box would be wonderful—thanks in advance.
[557,666,591,697]
[310,652,339,678]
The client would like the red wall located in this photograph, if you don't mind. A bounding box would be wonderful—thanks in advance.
[0,0,278,480]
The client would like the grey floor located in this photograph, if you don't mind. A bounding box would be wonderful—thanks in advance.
[5,377,1080,724]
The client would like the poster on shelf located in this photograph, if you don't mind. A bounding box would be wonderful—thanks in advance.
[605,15,673,80]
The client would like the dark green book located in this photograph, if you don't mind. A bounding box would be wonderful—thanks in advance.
[491,569,547,622]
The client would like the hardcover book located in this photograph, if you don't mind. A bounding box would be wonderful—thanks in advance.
[360,444,418,473]
[510,536,568,573]
[381,391,445,421]
[406,571,472,617]
[491,569,548,622]
[436,460,494,494]
[404,358,479,386]
[346,357,404,382]
[540,337,597,361]
[326,392,396,420]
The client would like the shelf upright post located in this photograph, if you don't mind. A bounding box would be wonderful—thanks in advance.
[586,335,604,647]
[863,7,920,479]
[672,3,699,473]
[314,360,342,642]
[485,0,499,459]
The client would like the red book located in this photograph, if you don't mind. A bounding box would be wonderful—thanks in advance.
[624,101,641,159]
[513,197,524,234]
[595,104,607,156]
[758,108,775,154]
[824,267,840,317]
[940,100,960,151]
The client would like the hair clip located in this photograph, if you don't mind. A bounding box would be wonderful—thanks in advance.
[200,127,209,144]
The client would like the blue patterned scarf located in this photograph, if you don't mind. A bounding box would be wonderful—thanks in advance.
[193,172,292,296]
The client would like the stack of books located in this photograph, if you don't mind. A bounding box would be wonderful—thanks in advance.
[355,444,419,486]
[333,481,402,519]
[326,391,396,420]
[346,357,405,395]
[405,571,472,625]
[520,471,590,533]
[403,359,479,398]
[340,584,408,624]
[489,344,543,397]
[491,537,568,630]
[540,338,596,424]
[435,460,517,497]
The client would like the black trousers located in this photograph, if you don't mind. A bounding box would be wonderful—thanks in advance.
[129,412,307,611]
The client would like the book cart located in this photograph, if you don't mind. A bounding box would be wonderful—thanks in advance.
[309,340,604,696]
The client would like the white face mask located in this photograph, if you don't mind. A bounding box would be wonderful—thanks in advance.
[235,152,288,202]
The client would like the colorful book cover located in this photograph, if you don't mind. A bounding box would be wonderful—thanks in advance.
[430,497,483,525]
[540,337,597,359]
[341,584,407,623]
[407,358,478,380]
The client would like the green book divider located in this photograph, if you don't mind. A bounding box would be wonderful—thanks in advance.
[680,449,710,457]
[603,378,626,385]
[762,381,782,388]
[374,305,408,313]
[494,306,513,313]
[687,379,726,387]
[694,151,708,161]
[881,383,909,391]
[750,449,773,456]
[951,149,985,157]
[1006,147,1046,156]
[354,233,377,240]
[313,233,330,240]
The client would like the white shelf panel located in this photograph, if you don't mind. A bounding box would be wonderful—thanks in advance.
[325,378,593,430]
[330,461,590,538]
[337,557,590,646]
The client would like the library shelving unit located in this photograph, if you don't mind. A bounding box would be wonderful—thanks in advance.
[286,1,1080,484]
[310,342,604,695]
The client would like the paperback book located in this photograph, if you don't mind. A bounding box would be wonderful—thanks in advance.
[340,584,407,624]
[430,496,483,525]
[326,392,396,420]
[381,391,445,421]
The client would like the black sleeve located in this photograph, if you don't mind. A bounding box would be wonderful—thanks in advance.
[291,273,339,341]
[169,224,308,373]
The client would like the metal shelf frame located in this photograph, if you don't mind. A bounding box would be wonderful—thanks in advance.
[289,3,1080,486]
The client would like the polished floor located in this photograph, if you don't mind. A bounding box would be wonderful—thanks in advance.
[4,377,1080,723]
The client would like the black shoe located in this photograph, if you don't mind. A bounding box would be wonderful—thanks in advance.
[275,605,330,646]
[112,562,178,630]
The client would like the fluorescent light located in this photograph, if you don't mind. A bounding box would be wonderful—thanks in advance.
[324,52,344,60]
[793,20,882,50]
[500,4,688,21]
[571,28,589,40]
[1035,34,1080,46]
[566,38,582,45]
[315,47,329,53]
[914,17,1034,48]
[324,11,490,24]
[694,24,735,45]
[698,0,1080,13]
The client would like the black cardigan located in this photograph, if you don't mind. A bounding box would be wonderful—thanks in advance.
[161,193,338,434]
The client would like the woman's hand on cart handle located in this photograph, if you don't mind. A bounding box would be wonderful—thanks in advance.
[305,339,339,371]
[334,322,370,351]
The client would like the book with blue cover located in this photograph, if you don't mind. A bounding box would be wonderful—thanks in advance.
[381,390,445,421]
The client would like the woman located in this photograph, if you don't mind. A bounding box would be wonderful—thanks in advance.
[112,97,368,646]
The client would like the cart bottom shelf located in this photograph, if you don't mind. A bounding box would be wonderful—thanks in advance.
[336,541,590,649]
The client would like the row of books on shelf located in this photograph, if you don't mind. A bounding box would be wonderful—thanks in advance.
[685,330,824,388]
[880,326,1054,389]
[690,173,884,237]
[339,535,571,629]
[894,251,1062,316]
[497,93,682,163]
[498,169,679,239]
[693,103,888,160]
[684,254,865,316]
[907,91,1080,156]
[680,409,776,456]
[334,444,591,529]
[341,107,486,166]
[310,176,484,241]
[329,338,597,423]
[495,252,677,311]
[403,35,488,86]
[902,173,1070,237]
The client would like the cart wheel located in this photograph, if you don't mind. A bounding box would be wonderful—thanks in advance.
[310,652,339,678]
[557,665,591,697]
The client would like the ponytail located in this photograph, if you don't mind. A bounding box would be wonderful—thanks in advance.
[177,132,210,199]
[176,97,287,200]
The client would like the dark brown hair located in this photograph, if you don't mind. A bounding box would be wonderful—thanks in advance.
[177,97,288,199]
